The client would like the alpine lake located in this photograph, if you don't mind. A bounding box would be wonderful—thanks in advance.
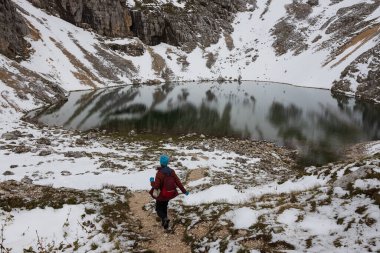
[27,81,380,166]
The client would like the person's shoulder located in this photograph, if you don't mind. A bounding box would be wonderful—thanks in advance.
[168,167,176,174]
[157,166,169,171]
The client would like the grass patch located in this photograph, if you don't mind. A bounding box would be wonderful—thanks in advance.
[277,203,304,214]
[147,47,166,75]
[0,181,88,211]
[50,37,99,88]
[344,218,355,231]
[305,237,313,248]
[355,205,367,215]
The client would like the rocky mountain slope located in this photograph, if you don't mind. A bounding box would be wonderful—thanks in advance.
[0,1,379,252]
[0,0,29,60]
[0,0,379,112]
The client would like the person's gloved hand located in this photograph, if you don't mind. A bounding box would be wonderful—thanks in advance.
[150,177,154,182]
[185,191,189,196]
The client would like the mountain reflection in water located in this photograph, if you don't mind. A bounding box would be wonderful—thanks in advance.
[30,81,380,166]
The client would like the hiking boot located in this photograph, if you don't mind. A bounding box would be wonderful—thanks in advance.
[163,218,170,229]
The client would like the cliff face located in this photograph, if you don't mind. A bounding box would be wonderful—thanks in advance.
[0,0,29,60]
[27,0,250,49]
[0,0,66,114]
[29,0,133,37]
[130,0,250,49]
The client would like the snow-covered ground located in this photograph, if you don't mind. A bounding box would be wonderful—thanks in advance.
[0,0,379,251]
[0,105,295,251]
[1,104,379,251]
[3,205,95,252]
[169,153,380,252]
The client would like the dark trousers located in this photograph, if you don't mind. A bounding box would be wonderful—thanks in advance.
[156,200,169,220]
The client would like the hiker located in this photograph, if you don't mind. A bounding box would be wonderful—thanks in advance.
[149,155,189,229]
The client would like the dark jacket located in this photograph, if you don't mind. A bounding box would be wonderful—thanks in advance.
[151,166,186,201]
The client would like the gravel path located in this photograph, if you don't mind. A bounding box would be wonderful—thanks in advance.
[130,192,191,252]
[130,169,206,252]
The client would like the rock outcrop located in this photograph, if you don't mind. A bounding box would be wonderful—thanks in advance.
[28,0,251,49]
[332,43,380,102]
[328,1,380,102]
[320,1,379,51]
[270,1,314,56]
[0,0,29,60]
[107,41,145,56]
[130,0,251,49]
[28,0,133,37]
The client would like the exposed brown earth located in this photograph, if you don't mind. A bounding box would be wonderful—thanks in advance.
[50,37,100,88]
[129,166,217,252]
[130,191,191,253]
[187,168,207,182]
[329,24,380,68]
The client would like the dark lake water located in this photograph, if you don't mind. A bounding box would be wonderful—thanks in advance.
[29,81,380,166]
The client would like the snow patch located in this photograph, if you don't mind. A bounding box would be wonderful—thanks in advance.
[2,205,93,252]
[223,207,260,229]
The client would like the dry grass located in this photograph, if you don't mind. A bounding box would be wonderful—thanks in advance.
[50,37,99,88]
[241,238,266,250]
[26,21,42,41]
[69,38,120,82]
[327,24,380,68]
[187,168,207,182]
[0,180,87,211]
[188,221,213,239]
[0,69,18,86]
[0,62,65,107]
[0,69,26,112]
[214,226,230,238]
[1,91,22,112]
[147,47,166,75]
[277,203,304,214]
[72,71,97,88]
[147,47,174,82]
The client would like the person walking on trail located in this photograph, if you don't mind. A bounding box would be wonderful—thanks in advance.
[149,155,189,229]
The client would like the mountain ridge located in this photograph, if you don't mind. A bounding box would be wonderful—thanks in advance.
[0,0,379,113]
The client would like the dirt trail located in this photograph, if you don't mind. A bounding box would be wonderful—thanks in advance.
[130,192,191,252]
[130,169,206,252]
[187,168,207,182]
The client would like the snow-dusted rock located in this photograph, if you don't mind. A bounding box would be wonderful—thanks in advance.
[333,165,376,189]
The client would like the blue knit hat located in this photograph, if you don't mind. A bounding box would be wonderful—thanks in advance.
[160,155,169,166]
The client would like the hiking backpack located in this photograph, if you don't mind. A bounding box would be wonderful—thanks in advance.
[161,172,178,200]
